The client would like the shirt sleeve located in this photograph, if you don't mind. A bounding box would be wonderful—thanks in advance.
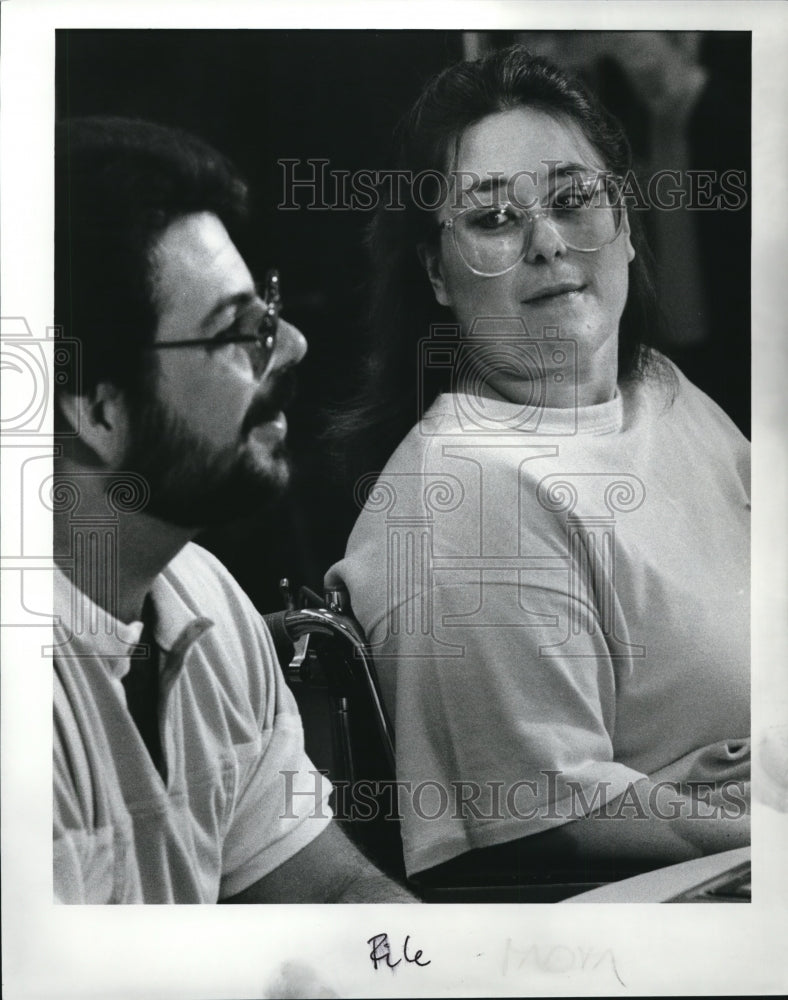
[217,616,333,899]
[374,577,646,876]
[53,668,123,904]
[54,742,90,904]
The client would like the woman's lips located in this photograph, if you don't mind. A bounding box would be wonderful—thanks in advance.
[522,282,586,304]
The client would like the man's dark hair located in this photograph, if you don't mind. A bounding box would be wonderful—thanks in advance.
[55,116,249,400]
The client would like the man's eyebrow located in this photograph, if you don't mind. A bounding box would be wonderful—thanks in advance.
[199,289,258,331]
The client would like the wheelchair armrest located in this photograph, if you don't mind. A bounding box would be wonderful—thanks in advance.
[266,605,395,777]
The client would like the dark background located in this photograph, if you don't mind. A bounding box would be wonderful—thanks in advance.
[56,30,751,613]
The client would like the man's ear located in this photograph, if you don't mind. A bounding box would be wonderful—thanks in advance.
[57,383,131,467]
[417,243,451,307]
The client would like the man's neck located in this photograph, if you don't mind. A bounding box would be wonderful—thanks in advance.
[53,459,197,624]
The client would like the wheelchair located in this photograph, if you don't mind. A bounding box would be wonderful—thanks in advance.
[264,581,662,902]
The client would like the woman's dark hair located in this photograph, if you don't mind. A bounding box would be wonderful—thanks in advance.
[54,116,249,400]
[333,45,663,488]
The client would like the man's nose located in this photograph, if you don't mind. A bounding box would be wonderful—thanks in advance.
[266,318,308,376]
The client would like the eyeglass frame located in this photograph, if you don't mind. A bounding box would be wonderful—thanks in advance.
[438,172,627,277]
[148,268,282,377]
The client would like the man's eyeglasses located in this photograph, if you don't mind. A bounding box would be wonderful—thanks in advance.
[150,269,282,378]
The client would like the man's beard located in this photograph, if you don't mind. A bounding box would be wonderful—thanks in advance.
[120,388,292,528]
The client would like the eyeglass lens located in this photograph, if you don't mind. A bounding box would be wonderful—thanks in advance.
[453,176,623,275]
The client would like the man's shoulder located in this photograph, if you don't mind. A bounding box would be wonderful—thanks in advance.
[163,542,246,603]
[158,544,284,712]
[166,541,229,577]
[159,543,264,641]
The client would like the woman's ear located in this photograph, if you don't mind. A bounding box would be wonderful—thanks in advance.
[417,243,451,307]
[622,209,636,264]
[56,382,131,467]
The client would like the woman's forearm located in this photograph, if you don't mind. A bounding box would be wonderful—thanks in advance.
[545,777,750,864]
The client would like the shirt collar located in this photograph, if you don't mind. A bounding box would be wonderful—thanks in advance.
[54,560,213,681]
[149,561,213,652]
[427,389,624,436]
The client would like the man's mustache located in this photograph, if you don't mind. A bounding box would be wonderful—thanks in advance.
[242,367,298,437]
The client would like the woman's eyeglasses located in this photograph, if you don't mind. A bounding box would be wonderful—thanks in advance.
[439,173,626,277]
[150,268,282,378]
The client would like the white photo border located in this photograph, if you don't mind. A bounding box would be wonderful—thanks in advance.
[2,2,786,997]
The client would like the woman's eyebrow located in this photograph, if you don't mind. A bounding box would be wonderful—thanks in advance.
[552,160,597,176]
[451,175,513,204]
[469,176,509,196]
[458,162,598,195]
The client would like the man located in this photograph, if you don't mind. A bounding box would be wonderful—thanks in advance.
[53,116,414,903]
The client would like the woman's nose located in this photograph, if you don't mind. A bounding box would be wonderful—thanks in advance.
[522,212,568,264]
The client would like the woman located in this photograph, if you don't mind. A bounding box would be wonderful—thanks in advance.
[326,46,750,881]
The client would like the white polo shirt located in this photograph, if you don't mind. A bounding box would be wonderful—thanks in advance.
[54,543,332,903]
